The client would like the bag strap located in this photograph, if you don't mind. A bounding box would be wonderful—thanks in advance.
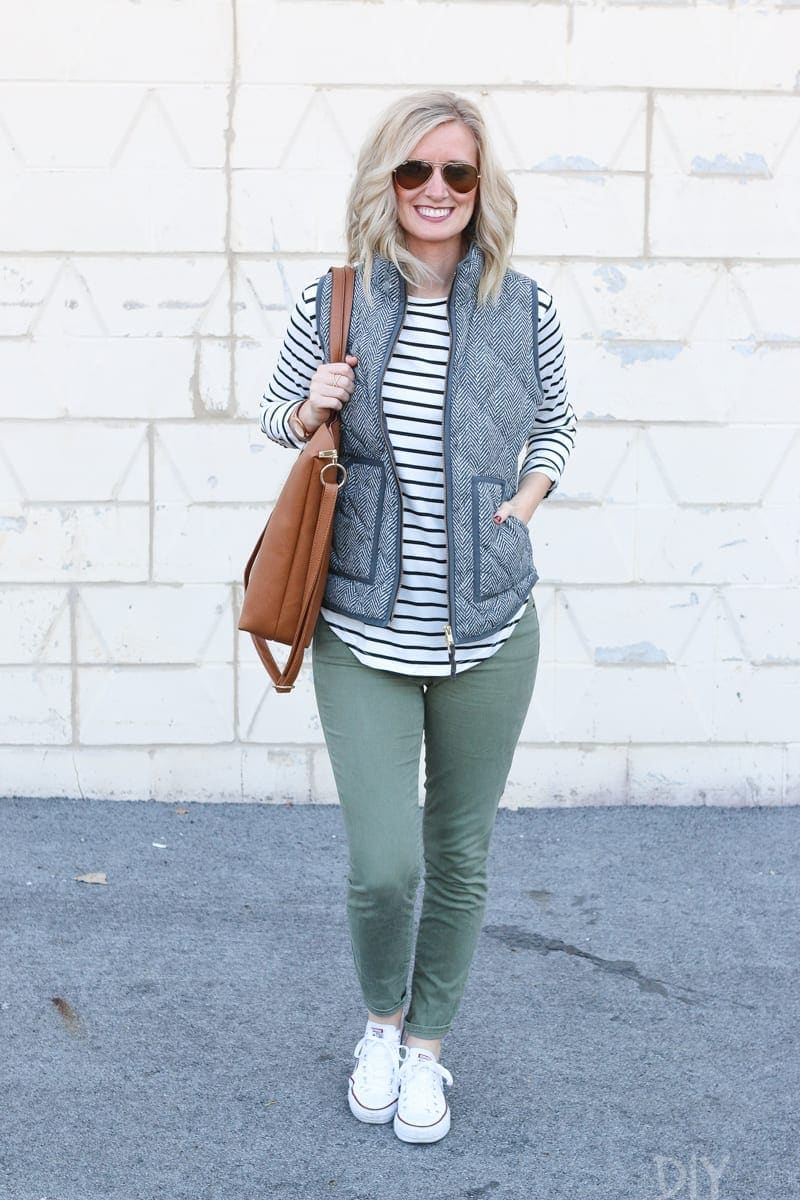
[329,264,355,364]
[248,264,355,691]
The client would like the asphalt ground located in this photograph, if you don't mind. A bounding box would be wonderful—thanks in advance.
[1,796,797,1200]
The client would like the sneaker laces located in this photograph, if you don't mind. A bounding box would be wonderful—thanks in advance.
[352,1034,400,1090]
[398,1047,454,1117]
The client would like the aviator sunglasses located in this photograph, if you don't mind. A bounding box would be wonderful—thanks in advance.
[393,159,480,194]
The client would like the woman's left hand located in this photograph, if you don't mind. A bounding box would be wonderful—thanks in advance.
[493,497,534,526]
[493,471,552,525]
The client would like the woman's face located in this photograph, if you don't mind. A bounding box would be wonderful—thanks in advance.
[393,121,479,256]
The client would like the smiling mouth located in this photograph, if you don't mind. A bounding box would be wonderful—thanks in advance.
[415,207,454,220]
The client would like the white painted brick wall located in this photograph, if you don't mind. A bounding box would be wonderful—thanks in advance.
[1,0,798,805]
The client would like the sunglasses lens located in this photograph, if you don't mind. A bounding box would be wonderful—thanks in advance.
[394,160,433,189]
[442,163,479,193]
[393,160,479,193]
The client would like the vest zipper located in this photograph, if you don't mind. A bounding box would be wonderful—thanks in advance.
[442,283,457,678]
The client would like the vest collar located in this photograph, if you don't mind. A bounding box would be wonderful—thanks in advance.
[371,240,485,300]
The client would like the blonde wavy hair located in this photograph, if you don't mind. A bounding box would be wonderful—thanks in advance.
[345,90,517,306]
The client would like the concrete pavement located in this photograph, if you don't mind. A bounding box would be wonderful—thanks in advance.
[2,796,797,1200]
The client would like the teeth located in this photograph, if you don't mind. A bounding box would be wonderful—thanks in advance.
[417,207,452,217]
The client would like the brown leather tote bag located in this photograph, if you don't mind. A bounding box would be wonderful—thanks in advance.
[238,265,355,691]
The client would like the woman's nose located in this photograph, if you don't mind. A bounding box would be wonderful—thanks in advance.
[424,166,450,198]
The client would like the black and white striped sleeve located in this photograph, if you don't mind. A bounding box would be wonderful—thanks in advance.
[258,279,324,449]
[519,288,577,497]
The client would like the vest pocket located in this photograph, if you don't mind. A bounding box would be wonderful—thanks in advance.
[328,455,386,584]
[472,475,535,601]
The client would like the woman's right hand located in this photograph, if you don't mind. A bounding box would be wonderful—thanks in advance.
[298,354,358,433]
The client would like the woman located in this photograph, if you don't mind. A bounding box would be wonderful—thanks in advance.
[260,90,577,1144]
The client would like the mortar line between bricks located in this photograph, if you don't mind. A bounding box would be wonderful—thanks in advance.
[5,79,793,97]
[302,81,800,97]
[231,580,240,743]
[147,422,155,581]
[5,580,800,592]
[624,744,631,798]
[8,656,799,667]
[69,585,78,745]
[305,747,314,802]
[3,336,800,354]
[4,411,800,426]
[290,0,798,6]
[1,734,796,744]
[2,581,797,593]
[11,494,797,509]
[644,90,654,257]
[223,0,240,420]
[3,252,800,265]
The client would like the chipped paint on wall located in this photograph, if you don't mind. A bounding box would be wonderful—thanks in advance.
[605,341,685,366]
[593,265,627,293]
[690,153,770,179]
[595,642,670,665]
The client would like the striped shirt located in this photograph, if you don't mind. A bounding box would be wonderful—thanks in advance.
[259,276,576,676]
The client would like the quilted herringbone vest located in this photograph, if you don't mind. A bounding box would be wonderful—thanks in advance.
[316,242,544,644]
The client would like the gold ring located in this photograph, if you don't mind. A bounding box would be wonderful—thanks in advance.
[320,461,347,486]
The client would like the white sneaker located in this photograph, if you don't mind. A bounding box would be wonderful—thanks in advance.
[347,1025,402,1124]
[393,1046,454,1144]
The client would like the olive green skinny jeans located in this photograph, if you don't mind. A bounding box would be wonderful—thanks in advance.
[311,595,540,1039]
